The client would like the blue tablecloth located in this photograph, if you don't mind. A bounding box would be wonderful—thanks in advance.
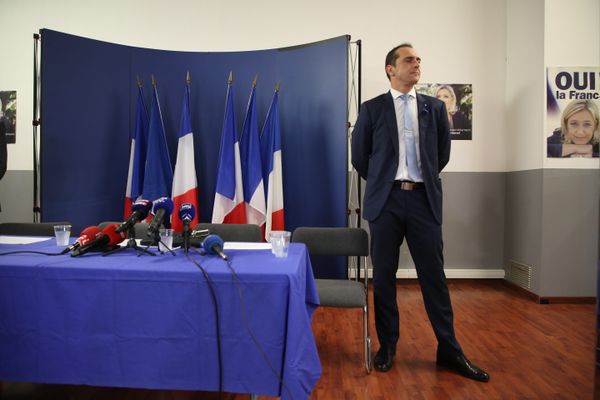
[0,239,321,399]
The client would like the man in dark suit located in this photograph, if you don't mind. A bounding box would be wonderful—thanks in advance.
[351,43,489,382]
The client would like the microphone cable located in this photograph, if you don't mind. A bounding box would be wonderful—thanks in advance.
[219,255,296,400]
[185,250,223,400]
[0,250,64,256]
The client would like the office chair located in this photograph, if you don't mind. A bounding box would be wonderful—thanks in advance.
[0,222,71,236]
[291,227,372,373]
[195,223,262,242]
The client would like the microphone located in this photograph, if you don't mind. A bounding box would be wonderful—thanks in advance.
[60,226,102,255]
[116,199,152,233]
[202,234,228,261]
[71,224,127,257]
[147,197,174,237]
[178,203,196,252]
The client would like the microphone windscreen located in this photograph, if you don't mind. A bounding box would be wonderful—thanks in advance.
[79,226,102,244]
[80,226,102,238]
[178,203,196,222]
[152,197,174,215]
[103,224,128,246]
[202,234,224,254]
[132,199,152,218]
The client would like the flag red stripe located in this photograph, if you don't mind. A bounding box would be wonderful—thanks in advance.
[171,187,199,232]
[224,202,247,224]
[271,209,285,232]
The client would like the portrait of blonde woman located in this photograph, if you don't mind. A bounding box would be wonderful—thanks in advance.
[434,84,470,139]
[547,99,599,158]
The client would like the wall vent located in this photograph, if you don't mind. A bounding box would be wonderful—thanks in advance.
[507,260,532,289]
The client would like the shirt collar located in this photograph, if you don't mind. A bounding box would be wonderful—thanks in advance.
[390,87,417,100]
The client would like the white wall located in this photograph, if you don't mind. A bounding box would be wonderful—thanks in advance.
[0,0,507,175]
[544,0,600,170]
[505,0,545,172]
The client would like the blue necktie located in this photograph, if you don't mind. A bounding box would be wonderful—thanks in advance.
[401,94,420,181]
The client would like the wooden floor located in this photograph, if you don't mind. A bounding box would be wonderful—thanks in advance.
[1,280,596,399]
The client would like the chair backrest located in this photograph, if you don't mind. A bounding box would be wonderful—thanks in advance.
[291,227,369,257]
[195,223,262,242]
[0,222,71,236]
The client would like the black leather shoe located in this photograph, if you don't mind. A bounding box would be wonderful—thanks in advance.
[373,346,395,372]
[436,352,490,382]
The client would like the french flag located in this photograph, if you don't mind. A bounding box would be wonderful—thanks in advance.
[141,79,173,204]
[260,87,284,239]
[124,83,149,218]
[240,79,266,228]
[212,73,247,224]
[171,76,199,232]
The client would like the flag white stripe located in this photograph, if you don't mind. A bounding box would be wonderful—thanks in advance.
[172,132,197,197]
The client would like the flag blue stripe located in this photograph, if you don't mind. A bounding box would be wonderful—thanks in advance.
[215,85,237,200]
[142,85,173,201]
[179,84,193,137]
[240,86,263,201]
[260,91,280,196]
[131,86,149,198]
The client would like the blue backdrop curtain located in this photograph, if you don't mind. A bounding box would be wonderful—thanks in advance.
[40,29,348,277]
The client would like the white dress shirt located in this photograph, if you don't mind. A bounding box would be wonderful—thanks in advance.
[390,87,422,182]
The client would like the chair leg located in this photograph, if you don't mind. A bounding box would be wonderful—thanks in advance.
[363,304,372,373]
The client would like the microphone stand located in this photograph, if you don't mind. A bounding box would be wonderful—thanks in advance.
[103,225,156,257]
[183,224,190,254]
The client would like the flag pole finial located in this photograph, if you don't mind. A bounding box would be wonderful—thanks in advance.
[252,75,258,88]
[186,70,191,84]
[228,71,233,85]
[151,75,157,87]
[137,76,142,88]
[275,81,281,93]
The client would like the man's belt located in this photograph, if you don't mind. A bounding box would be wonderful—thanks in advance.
[394,180,424,191]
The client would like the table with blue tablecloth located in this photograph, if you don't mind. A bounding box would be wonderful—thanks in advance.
[0,238,321,399]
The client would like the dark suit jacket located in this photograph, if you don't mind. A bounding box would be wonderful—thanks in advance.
[351,91,451,224]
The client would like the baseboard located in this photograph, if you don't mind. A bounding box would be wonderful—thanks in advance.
[396,268,506,279]
[350,268,505,279]
[502,280,596,304]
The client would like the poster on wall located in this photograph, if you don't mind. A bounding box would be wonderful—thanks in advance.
[0,91,16,144]
[546,67,599,158]
[416,83,472,140]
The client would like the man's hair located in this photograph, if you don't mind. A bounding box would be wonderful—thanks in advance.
[385,43,413,80]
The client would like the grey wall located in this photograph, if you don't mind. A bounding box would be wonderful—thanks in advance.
[540,169,599,297]
[358,172,506,274]
[443,172,505,271]
[505,169,599,297]
[3,168,598,297]
[504,170,544,292]
[0,171,34,223]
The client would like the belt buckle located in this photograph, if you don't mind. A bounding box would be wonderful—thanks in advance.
[400,181,415,191]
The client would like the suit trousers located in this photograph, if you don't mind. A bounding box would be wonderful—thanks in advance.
[369,185,462,357]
